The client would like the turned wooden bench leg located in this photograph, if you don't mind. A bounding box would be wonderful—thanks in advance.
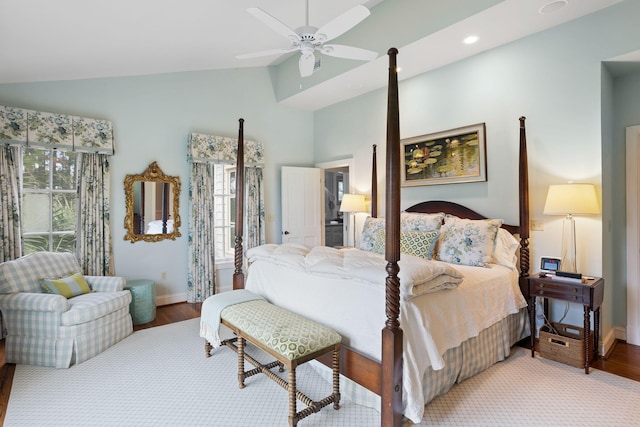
[333,347,340,410]
[288,366,297,427]
[237,336,246,389]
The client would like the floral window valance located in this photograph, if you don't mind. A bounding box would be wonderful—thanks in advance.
[188,132,264,167]
[0,105,114,155]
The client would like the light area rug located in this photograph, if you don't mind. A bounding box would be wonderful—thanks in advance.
[5,318,379,427]
[6,318,640,427]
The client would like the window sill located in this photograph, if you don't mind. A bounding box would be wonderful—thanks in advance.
[215,260,234,270]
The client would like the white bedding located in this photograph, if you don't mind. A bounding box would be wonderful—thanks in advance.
[244,244,527,422]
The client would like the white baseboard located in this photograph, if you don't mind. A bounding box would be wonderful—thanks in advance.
[602,326,626,356]
[156,292,187,306]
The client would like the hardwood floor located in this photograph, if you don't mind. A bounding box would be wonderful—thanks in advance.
[0,302,638,425]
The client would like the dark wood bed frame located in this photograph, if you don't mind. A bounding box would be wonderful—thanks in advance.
[231,49,530,426]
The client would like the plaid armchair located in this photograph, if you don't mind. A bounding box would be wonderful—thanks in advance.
[0,252,133,368]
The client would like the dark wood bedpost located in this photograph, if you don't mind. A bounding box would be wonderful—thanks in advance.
[233,118,245,290]
[382,47,403,427]
[371,144,378,218]
[518,116,530,290]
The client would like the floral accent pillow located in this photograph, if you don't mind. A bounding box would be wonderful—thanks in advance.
[372,229,440,259]
[400,212,444,232]
[436,217,503,267]
[358,216,385,251]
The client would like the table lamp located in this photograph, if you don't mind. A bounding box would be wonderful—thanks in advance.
[543,183,600,273]
[339,193,366,247]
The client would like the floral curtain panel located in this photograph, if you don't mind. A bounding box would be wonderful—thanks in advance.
[76,153,114,276]
[187,163,216,302]
[0,105,114,155]
[0,145,22,263]
[187,132,265,302]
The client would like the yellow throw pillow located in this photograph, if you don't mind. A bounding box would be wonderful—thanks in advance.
[41,272,91,298]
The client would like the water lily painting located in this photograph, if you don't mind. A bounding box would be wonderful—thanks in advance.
[401,123,487,187]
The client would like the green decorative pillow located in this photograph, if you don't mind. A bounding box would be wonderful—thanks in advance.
[400,230,440,259]
[41,272,91,298]
[372,229,440,259]
[437,217,503,267]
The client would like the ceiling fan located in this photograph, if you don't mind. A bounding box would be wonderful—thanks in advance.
[236,1,378,77]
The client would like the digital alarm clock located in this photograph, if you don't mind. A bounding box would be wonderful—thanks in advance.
[540,256,561,272]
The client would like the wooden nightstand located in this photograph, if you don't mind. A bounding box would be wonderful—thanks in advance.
[525,274,604,374]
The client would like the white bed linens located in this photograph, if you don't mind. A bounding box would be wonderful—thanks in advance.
[245,243,527,423]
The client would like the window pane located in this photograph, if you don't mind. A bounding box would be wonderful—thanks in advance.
[22,149,50,190]
[230,171,236,195]
[53,151,77,190]
[53,193,76,232]
[214,227,225,259]
[23,235,50,254]
[53,233,75,253]
[213,164,224,195]
[23,193,50,232]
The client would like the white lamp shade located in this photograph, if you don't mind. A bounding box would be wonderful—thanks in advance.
[339,194,366,213]
[543,184,600,215]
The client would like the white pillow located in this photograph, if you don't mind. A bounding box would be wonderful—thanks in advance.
[492,228,520,270]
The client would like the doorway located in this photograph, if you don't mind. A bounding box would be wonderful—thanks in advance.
[316,159,355,247]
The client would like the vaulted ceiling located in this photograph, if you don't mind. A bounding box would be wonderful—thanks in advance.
[0,0,625,110]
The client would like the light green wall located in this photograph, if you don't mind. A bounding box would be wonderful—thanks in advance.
[0,67,314,301]
[314,1,640,341]
[1,1,639,340]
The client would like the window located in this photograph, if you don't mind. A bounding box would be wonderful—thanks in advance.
[21,148,78,254]
[213,164,236,261]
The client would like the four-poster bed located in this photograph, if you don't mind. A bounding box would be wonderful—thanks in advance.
[230,49,531,426]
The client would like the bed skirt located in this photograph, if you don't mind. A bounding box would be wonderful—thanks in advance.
[308,307,530,417]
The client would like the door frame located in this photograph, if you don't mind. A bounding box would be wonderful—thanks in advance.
[316,158,355,246]
[626,125,640,346]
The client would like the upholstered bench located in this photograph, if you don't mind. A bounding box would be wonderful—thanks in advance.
[202,293,341,427]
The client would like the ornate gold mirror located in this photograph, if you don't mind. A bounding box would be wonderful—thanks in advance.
[124,162,181,243]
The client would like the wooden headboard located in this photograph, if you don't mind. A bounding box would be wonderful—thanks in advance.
[405,200,520,236]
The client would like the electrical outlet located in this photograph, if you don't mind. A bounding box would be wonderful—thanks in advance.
[161,272,167,280]
[530,218,544,231]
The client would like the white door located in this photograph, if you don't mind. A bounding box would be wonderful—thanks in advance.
[626,125,640,346]
[281,166,323,247]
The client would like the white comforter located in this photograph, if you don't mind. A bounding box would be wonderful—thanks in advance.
[247,243,464,301]
[244,244,527,422]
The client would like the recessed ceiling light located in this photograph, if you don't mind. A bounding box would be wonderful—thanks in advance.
[539,0,568,15]
[463,35,479,45]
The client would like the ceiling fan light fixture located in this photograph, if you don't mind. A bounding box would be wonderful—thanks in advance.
[237,3,376,78]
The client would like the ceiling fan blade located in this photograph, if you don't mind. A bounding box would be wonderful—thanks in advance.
[236,47,298,59]
[314,5,370,42]
[247,8,300,43]
[320,44,378,61]
[299,53,316,77]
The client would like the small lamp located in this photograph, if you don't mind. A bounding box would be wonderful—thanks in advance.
[543,183,600,273]
[339,193,367,247]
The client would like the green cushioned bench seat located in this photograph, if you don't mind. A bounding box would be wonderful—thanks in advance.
[204,296,342,427]
[221,299,342,361]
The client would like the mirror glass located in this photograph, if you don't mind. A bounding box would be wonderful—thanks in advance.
[124,162,181,243]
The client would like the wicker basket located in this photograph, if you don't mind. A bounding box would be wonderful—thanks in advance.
[539,322,592,369]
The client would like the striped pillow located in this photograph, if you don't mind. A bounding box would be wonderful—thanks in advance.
[41,272,91,298]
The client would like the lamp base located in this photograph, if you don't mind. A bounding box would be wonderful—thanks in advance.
[560,215,577,273]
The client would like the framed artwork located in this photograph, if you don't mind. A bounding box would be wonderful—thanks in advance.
[401,123,487,187]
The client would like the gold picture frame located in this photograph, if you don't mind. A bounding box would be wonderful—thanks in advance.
[401,123,487,187]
